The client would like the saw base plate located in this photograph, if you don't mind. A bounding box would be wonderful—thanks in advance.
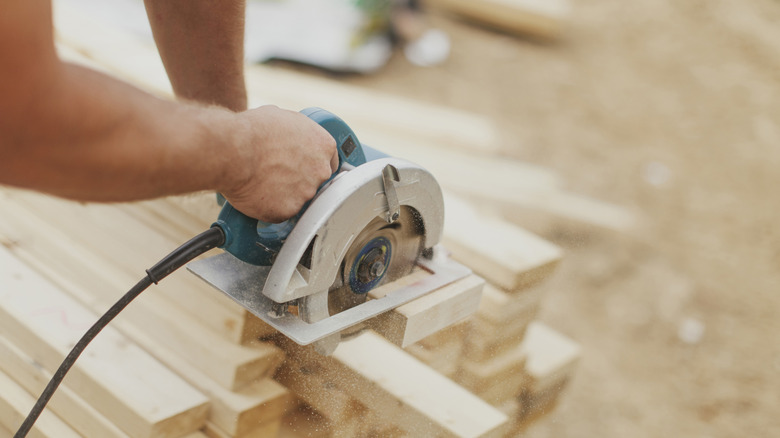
[187,248,470,346]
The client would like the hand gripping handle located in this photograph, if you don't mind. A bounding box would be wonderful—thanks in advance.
[214,108,367,266]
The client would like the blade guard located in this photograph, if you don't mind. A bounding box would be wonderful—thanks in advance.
[262,157,445,304]
[214,108,368,266]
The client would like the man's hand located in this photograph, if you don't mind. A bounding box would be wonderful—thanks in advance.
[220,106,339,223]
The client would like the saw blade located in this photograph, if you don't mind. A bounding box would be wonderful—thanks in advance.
[328,205,423,315]
[326,205,424,316]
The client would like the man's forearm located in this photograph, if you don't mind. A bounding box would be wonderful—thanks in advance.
[1,56,336,222]
[3,61,245,202]
[1,0,337,222]
[144,0,247,112]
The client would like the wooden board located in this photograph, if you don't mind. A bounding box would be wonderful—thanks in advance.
[368,270,484,347]
[0,368,82,438]
[0,336,129,438]
[463,284,542,361]
[425,0,570,40]
[0,246,210,438]
[520,322,581,393]
[457,343,528,405]
[443,193,563,291]
[405,318,471,377]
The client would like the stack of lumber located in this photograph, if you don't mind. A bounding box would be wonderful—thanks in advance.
[0,2,607,436]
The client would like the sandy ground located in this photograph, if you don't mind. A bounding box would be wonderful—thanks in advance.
[334,0,780,436]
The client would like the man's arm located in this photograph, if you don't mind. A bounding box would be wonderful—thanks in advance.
[0,0,336,223]
[143,0,248,112]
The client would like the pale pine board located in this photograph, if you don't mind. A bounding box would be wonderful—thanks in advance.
[426,0,570,39]
[0,368,82,438]
[0,336,129,438]
[0,246,210,438]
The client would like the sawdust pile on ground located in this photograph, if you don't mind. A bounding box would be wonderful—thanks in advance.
[338,0,780,436]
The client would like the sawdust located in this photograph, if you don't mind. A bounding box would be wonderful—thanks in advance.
[329,0,780,436]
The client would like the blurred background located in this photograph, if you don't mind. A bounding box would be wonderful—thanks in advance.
[315,1,780,436]
[57,0,780,436]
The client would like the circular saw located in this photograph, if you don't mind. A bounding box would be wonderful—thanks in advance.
[188,108,470,354]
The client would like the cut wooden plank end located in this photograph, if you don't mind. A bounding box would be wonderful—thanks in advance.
[443,193,563,291]
[520,322,581,393]
[369,272,484,347]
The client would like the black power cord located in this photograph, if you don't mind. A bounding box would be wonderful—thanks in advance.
[13,226,225,438]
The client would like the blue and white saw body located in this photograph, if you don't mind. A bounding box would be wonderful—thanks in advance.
[188,108,470,355]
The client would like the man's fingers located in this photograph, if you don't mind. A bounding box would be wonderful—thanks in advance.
[329,150,340,173]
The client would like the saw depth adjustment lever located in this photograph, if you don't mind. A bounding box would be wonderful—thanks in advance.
[214,107,368,266]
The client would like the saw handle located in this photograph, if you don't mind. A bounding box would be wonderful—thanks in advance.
[214,107,368,266]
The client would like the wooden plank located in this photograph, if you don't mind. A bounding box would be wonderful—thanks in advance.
[244,67,501,154]
[393,313,470,377]
[1,190,283,391]
[53,2,173,97]
[368,272,484,347]
[443,193,563,291]
[0,196,295,437]
[0,336,129,438]
[203,420,281,438]
[474,283,543,325]
[277,331,509,438]
[426,0,570,40]
[457,343,528,405]
[0,246,209,438]
[405,338,464,377]
[0,368,82,438]
[463,284,542,361]
[520,322,581,393]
